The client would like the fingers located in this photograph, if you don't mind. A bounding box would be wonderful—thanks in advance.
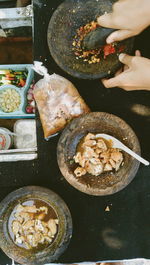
[98,13,134,43]
[101,50,143,90]
[119,53,133,66]
[102,75,122,88]
[106,29,133,43]
[135,50,141,57]
[97,14,115,29]
[102,77,139,91]
[102,54,133,88]
[115,50,140,77]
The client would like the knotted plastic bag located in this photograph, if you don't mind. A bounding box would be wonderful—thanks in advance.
[33,62,90,139]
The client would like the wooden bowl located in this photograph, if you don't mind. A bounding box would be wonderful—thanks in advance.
[57,112,140,196]
[0,186,72,265]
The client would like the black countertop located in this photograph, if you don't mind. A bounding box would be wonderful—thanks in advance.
[0,0,150,264]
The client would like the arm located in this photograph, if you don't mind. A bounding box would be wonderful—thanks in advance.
[97,0,150,43]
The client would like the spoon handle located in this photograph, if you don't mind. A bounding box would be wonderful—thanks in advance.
[121,145,149,166]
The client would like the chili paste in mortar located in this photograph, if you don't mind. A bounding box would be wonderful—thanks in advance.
[72,21,125,64]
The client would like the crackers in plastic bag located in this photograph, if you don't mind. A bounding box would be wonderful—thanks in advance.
[33,62,90,139]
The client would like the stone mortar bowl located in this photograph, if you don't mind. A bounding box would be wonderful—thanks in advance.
[57,112,141,196]
[0,186,73,265]
[47,0,134,79]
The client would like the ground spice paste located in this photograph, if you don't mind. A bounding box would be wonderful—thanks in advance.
[72,21,125,64]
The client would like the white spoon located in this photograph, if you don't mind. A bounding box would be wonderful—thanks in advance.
[95,133,149,166]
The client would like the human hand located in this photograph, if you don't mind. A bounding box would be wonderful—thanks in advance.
[102,52,150,91]
[97,0,150,43]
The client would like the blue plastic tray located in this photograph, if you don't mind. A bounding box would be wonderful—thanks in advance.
[0,64,35,119]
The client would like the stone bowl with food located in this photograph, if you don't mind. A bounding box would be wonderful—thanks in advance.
[47,0,134,79]
[0,186,72,265]
[57,112,141,196]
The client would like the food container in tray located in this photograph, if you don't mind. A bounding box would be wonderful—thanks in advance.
[0,64,35,118]
[0,120,37,162]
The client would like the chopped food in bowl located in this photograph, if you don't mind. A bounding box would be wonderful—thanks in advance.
[57,112,141,196]
[74,133,124,177]
[10,200,59,250]
[0,186,73,264]
[0,87,21,113]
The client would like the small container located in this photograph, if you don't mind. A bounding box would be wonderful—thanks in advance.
[0,127,13,150]
[13,119,37,149]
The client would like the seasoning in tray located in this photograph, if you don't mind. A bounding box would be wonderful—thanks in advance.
[0,70,27,88]
[74,133,124,177]
[0,88,21,113]
[9,200,59,250]
[72,21,124,64]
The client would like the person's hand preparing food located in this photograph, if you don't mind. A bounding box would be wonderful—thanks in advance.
[102,52,150,91]
[97,0,150,43]
[97,0,150,91]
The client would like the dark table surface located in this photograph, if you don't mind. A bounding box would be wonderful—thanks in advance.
[0,0,150,264]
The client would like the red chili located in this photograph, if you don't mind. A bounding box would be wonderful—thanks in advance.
[103,44,116,59]
[19,79,26,87]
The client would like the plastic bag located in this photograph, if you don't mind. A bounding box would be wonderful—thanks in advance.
[33,62,90,139]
